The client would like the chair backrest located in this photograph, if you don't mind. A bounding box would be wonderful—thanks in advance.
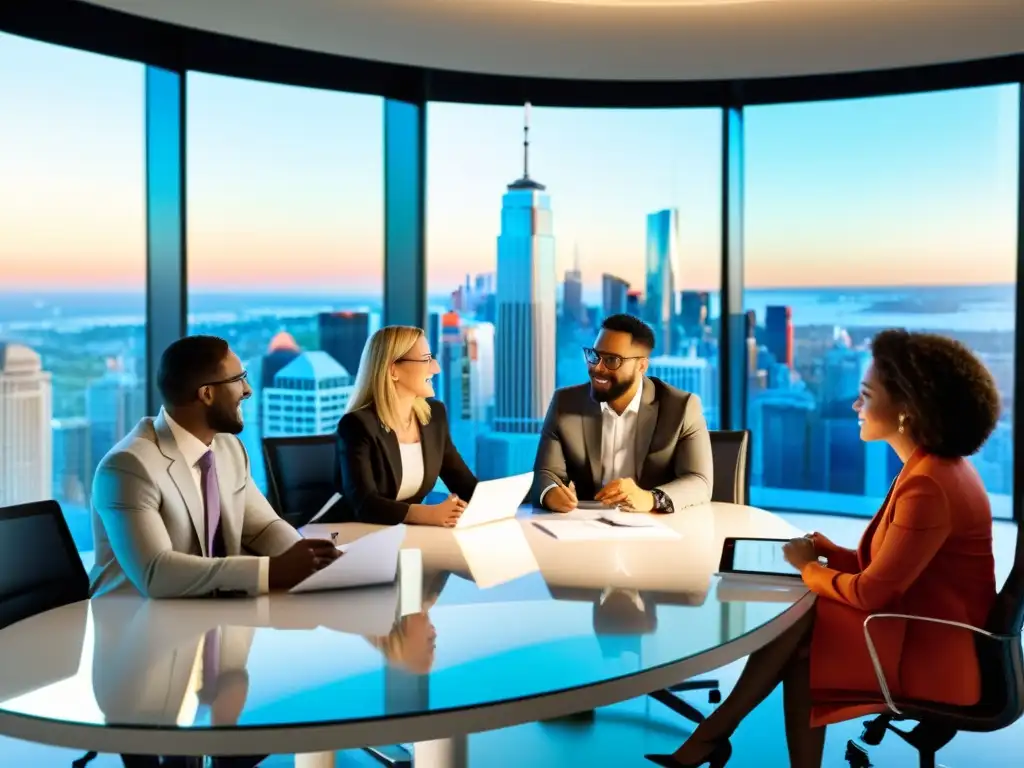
[0,500,89,631]
[977,519,1024,725]
[262,434,339,528]
[709,430,751,505]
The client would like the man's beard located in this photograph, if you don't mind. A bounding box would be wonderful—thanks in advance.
[589,375,635,403]
[207,401,244,435]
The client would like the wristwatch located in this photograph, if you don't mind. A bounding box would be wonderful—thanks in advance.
[650,487,674,513]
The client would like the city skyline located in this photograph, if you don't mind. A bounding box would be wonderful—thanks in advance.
[0,28,1019,549]
[1,30,1018,292]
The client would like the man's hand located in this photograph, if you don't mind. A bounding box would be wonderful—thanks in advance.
[268,539,341,591]
[543,480,577,513]
[595,478,654,512]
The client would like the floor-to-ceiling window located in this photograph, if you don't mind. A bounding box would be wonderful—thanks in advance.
[426,103,722,479]
[744,84,1020,519]
[0,32,146,551]
[185,73,385,490]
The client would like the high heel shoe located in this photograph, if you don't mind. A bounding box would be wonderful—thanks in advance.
[644,739,732,768]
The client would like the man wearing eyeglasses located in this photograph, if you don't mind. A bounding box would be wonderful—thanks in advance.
[89,335,340,600]
[533,314,713,514]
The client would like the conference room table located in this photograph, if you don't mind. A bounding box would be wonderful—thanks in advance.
[0,502,813,767]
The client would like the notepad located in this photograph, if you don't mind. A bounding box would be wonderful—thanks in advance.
[290,524,405,593]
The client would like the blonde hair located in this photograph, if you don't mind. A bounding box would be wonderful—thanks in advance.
[346,325,432,431]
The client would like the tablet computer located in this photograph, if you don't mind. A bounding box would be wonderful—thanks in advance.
[718,537,803,579]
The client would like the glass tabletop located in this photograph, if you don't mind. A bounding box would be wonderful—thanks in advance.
[0,503,807,732]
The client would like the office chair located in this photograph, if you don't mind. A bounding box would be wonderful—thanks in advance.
[648,430,751,726]
[262,434,340,527]
[0,499,89,631]
[0,500,95,766]
[845,516,1024,768]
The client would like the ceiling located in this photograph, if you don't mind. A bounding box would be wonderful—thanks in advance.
[83,0,1024,81]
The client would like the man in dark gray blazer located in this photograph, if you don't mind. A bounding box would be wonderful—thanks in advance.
[90,335,339,599]
[533,315,713,514]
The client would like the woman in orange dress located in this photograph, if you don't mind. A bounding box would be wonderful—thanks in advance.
[647,330,1001,768]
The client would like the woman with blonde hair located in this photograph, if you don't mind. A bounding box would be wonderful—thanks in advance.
[336,325,476,526]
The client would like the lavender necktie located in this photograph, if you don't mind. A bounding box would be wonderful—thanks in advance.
[197,449,221,701]
[197,449,221,556]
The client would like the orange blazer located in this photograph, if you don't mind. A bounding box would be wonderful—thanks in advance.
[800,448,996,727]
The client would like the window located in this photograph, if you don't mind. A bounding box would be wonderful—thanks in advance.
[186,74,384,490]
[744,85,1020,519]
[427,103,722,479]
[0,33,146,552]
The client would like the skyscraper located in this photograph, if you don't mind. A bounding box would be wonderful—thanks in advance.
[645,208,680,355]
[679,290,710,338]
[647,354,718,429]
[86,360,146,488]
[52,417,90,505]
[626,290,643,317]
[602,274,630,319]
[562,246,585,325]
[262,351,354,438]
[492,102,556,435]
[765,305,794,368]
[478,103,557,478]
[0,342,52,507]
[318,311,379,382]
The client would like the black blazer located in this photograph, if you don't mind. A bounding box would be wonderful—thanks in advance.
[336,400,478,525]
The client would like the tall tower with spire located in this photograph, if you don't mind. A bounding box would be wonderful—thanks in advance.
[477,102,557,478]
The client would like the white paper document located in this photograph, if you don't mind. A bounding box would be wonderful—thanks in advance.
[563,507,657,528]
[455,472,533,529]
[532,518,681,541]
[290,524,405,593]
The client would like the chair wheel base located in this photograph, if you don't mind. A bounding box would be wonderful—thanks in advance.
[845,740,873,768]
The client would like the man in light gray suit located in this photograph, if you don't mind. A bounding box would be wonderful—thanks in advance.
[90,335,339,599]
[533,315,713,514]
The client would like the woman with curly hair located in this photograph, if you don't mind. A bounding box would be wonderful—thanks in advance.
[647,330,1001,768]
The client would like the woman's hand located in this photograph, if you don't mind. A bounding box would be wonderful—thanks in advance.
[407,494,467,527]
[782,536,817,571]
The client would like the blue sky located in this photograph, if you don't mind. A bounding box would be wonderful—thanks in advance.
[0,30,1018,294]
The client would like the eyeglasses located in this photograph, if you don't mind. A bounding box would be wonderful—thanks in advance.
[395,355,436,364]
[200,370,249,388]
[582,347,645,371]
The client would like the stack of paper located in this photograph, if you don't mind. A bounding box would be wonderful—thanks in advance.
[290,524,405,593]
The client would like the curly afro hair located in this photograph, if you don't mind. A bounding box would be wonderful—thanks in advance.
[870,329,1001,458]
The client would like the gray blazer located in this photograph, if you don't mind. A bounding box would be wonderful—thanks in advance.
[531,376,713,511]
[89,412,301,598]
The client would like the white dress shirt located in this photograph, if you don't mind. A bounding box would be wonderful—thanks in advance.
[163,408,270,593]
[396,442,425,501]
[598,383,643,487]
[540,383,644,505]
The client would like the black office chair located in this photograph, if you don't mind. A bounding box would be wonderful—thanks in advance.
[0,500,96,767]
[845,516,1024,768]
[0,499,89,631]
[262,434,340,527]
[648,430,751,726]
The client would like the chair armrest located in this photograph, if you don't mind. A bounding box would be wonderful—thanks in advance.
[863,613,1010,716]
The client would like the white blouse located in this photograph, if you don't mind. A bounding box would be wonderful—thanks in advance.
[396,442,425,501]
